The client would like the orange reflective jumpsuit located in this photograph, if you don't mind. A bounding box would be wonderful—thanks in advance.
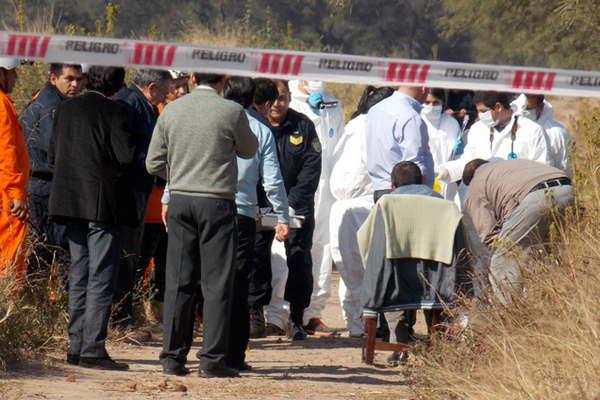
[0,89,29,278]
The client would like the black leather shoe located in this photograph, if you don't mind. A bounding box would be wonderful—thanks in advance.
[227,361,252,371]
[287,321,308,341]
[249,306,266,338]
[79,356,129,371]
[66,353,80,366]
[163,365,190,376]
[198,365,240,378]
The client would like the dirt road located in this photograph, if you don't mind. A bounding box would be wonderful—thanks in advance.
[1,274,415,399]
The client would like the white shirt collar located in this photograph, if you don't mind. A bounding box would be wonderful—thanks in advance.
[196,85,217,92]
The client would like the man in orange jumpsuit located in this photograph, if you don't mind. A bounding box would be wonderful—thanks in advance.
[0,57,29,279]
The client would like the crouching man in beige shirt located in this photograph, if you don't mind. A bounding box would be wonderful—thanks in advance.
[462,159,574,303]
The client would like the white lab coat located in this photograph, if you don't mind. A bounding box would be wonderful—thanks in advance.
[422,112,461,202]
[330,114,372,200]
[441,115,551,182]
[511,94,570,174]
[267,80,345,325]
[327,114,374,334]
[329,195,373,336]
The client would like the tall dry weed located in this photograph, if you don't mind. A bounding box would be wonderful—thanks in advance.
[0,259,68,372]
[412,108,600,399]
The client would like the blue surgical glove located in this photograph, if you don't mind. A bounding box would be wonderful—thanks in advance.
[452,136,464,155]
[307,93,323,115]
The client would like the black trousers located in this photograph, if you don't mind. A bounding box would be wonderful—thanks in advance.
[160,194,237,370]
[113,190,150,327]
[28,177,69,272]
[66,220,121,358]
[251,213,315,323]
[227,214,256,367]
[139,223,168,302]
[374,189,392,204]
[248,229,275,308]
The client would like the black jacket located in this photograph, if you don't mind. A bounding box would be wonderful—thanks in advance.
[259,108,321,216]
[114,84,159,190]
[48,92,134,224]
[20,84,65,180]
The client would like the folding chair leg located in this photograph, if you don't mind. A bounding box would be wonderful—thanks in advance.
[363,317,377,364]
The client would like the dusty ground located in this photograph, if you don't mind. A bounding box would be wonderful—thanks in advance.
[0,274,421,400]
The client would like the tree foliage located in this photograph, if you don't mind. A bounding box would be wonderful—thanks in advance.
[0,0,597,69]
[440,0,600,69]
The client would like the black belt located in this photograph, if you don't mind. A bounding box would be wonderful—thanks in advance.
[531,177,571,193]
[31,171,53,181]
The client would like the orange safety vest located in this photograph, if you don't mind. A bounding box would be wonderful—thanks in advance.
[0,90,29,279]
[144,99,172,224]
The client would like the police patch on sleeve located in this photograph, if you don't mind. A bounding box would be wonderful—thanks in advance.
[311,137,322,153]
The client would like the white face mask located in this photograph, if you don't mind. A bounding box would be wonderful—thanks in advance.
[305,80,326,94]
[521,108,539,121]
[421,104,443,123]
[478,110,499,128]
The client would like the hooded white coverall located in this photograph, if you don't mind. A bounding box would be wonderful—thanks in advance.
[265,80,345,327]
[439,115,552,183]
[511,94,571,174]
[421,110,462,202]
[329,113,374,335]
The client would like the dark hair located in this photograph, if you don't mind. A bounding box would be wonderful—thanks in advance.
[273,79,290,93]
[192,73,225,85]
[473,91,511,109]
[351,86,394,119]
[49,63,82,78]
[253,78,278,106]
[223,76,255,108]
[133,69,171,88]
[462,159,489,186]
[527,94,545,106]
[391,161,422,188]
[428,88,446,103]
[86,66,125,97]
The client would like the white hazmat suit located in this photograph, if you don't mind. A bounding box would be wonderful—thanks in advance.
[512,94,571,174]
[329,113,374,336]
[439,114,551,183]
[420,107,462,202]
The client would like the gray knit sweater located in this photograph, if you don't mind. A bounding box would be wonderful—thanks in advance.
[146,87,258,200]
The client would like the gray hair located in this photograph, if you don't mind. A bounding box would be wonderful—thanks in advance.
[133,69,172,88]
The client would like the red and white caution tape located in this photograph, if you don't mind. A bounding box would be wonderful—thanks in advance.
[1,31,599,97]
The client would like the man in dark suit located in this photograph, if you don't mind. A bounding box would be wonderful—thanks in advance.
[113,69,171,339]
[49,66,134,371]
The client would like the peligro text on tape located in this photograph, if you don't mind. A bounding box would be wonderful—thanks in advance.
[1,31,599,98]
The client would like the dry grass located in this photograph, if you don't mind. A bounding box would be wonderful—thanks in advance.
[411,108,600,400]
[0,263,68,372]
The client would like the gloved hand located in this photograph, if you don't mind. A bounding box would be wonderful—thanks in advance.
[452,136,464,155]
[436,166,450,182]
[307,93,323,115]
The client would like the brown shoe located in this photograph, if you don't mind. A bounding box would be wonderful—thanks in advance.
[303,318,333,336]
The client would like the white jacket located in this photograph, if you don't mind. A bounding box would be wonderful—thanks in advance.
[422,112,461,168]
[289,80,345,178]
[330,114,372,201]
[442,114,551,182]
[512,94,570,173]
[422,112,461,202]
